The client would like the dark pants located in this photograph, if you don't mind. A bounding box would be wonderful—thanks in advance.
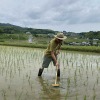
[42,55,57,68]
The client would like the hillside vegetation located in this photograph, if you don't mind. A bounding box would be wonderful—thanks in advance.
[0,23,100,53]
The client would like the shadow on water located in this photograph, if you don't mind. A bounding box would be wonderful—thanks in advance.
[38,77,61,100]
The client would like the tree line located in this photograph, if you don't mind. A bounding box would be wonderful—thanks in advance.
[0,23,100,40]
[79,31,100,39]
[0,23,55,35]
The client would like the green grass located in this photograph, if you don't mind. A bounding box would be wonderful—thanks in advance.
[0,40,100,53]
[62,45,100,53]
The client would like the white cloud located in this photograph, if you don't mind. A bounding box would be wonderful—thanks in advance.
[0,0,100,32]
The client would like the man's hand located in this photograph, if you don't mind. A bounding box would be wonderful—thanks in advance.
[55,61,60,69]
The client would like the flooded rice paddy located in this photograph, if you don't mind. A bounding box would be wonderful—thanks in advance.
[0,45,100,100]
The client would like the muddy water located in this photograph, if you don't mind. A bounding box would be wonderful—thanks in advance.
[0,46,100,100]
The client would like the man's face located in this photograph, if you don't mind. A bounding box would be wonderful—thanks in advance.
[57,39,62,43]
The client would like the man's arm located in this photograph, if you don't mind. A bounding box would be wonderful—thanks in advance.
[51,51,59,67]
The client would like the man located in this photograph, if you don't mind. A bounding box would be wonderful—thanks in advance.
[38,32,67,77]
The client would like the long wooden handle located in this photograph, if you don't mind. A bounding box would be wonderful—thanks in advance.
[55,65,58,84]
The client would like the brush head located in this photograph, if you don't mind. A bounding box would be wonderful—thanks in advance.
[52,84,59,87]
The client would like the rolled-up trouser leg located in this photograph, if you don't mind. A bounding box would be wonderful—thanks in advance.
[42,56,52,68]
[38,56,52,76]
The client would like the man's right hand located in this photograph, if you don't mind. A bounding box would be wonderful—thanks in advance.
[55,62,60,68]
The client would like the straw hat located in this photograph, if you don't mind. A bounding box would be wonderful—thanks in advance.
[54,32,67,40]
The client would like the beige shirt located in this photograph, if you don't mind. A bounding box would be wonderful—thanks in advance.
[44,38,62,57]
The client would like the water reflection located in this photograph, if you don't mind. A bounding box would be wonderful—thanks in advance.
[38,77,61,100]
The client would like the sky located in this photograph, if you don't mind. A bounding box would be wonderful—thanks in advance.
[0,0,100,33]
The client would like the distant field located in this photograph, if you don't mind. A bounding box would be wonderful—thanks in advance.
[0,33,100,53]
[0,40,100,53]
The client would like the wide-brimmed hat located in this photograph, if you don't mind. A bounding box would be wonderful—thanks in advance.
[54,32,67,40]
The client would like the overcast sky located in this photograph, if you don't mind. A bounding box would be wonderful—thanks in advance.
[0,0,100,33]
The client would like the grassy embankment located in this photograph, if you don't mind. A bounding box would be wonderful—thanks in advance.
[0,41,100,53]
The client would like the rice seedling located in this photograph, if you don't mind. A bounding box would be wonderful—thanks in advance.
[84,95,87,100]
[1,89,6,100]
[75,93,78,100]
[67,78,70,88]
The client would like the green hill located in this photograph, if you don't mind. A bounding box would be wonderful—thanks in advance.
[0,23,100,40]
[0,23,55,34]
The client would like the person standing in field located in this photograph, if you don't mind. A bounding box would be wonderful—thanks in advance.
[38,32,67,77]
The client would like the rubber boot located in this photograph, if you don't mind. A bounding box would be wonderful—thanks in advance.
[38,68,44,76]
[57,69,60,77]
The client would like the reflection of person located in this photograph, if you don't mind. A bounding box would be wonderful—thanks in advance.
[38,77,61,100]
[38,32,67,77]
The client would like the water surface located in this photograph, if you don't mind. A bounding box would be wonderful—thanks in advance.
[0,46,100,100]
